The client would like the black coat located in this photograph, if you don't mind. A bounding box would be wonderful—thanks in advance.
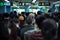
[0,20,9,40]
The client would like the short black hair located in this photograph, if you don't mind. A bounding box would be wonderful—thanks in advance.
[26,16,32,24]
[14,11,17,13]
[26,12,30,16]
[41,19,57,40]
[37,11,41,15]
[21,12,25,15]
[36,16,46,29]
[2,13,10,18]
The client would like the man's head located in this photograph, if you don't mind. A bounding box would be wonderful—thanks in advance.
[26,16,33,25]
[36,16,46,29]
[37,11,42,15]
[41,19,57,39]
[2,13,10,20]
[2,13,10,27]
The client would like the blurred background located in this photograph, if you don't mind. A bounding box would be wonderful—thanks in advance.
[0,0,60,14]
[0,0,60,40]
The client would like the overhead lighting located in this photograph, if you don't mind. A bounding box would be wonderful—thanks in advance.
[28,6,31,8]
[32,0,36,3]
[5,0,9,2]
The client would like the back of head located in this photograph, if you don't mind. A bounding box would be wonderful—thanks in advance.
[36,15,46,28]
[26,12,30,16]
[2,13,10,20]
[26,16,33,25]
[21,12,25,15]
[37,11,41,15]
[10,12,14,17]
[13,11,17,17]
[2,13,10,17]
[48,10,51,13]
[2,13,10,23]
[14,11,17,13]
[41,19,57,40]
[42,19,57,31]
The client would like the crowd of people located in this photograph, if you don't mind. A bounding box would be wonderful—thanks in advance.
[0,11,60,40]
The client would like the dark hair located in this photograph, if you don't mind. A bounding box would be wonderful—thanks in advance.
[26,12,30,16]
[14,11,17,13]
[26,16,32,24]
[41,19,57,40]
[21,12,25,15]
[36,16,45,29]
[48,10,51,12]
[2,13,10,18]
[37,11,41,15]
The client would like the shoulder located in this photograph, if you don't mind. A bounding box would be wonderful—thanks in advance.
[26,30,44,40]
[24,29,41,35]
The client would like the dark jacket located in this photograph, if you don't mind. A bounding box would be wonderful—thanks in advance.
[24,29,44,40]
[0,20,9,40]
[20,24,34,40]
[9,23,18,40]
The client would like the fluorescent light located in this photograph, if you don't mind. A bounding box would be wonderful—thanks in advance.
[5,0,8,1]
[5,0,9,2]
[32,0,36,3]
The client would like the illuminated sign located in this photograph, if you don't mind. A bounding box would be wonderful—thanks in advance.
[42,2,44,6]
[19,2,25,6]
[45,2,50,6]
[39,2,50,6]
[19,2,30,6]
[18,0,32,2]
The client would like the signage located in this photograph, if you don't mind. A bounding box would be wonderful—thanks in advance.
[19,2,25,6]
[19,2,30,6]
[18,0,32,2]
[39,2,50,6]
